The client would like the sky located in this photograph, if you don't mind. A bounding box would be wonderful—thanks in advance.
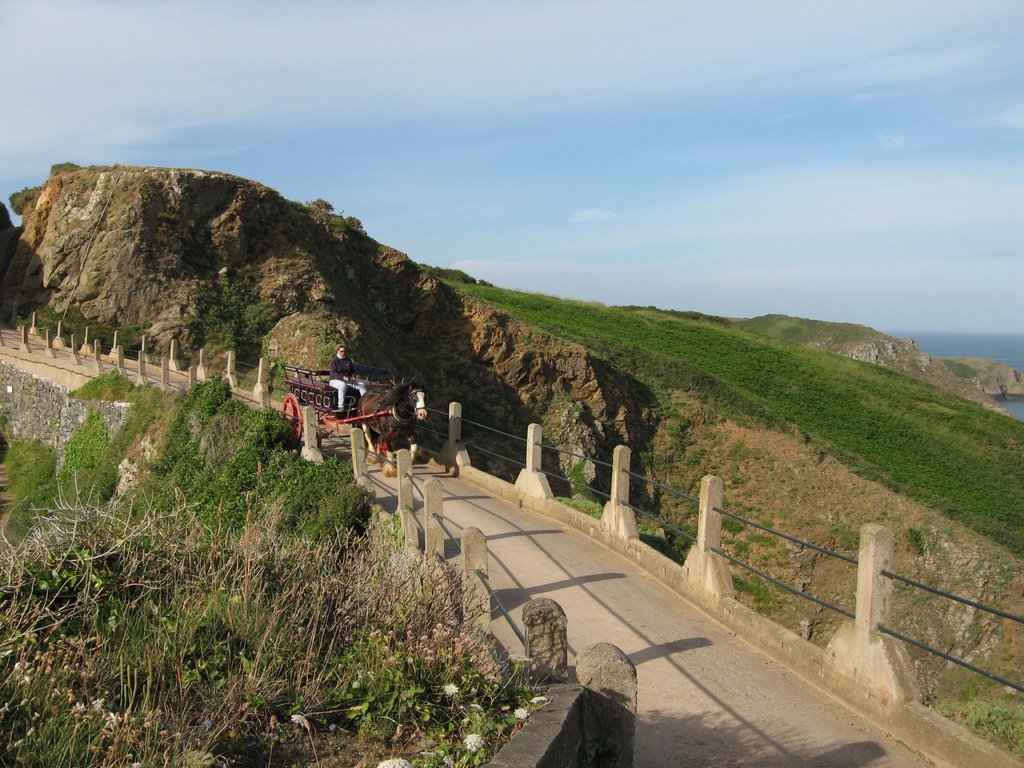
[1,1,1022,333]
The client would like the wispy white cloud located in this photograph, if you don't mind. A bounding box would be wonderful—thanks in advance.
[875,132,911,150]
[570,209,618,223]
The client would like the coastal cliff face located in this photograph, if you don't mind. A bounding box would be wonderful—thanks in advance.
[0,165,654,467]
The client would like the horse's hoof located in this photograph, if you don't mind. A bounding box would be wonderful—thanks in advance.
[383,463,397,479]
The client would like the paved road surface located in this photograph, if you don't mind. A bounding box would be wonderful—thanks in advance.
[346,442,933,768]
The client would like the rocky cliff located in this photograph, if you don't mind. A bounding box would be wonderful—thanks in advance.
[0,165,655,479]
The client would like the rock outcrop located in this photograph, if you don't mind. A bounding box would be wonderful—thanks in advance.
[1,165,655,482]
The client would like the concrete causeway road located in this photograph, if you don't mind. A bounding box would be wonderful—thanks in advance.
[346,446,934,768]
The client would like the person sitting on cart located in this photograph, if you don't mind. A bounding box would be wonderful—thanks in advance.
[328,344,367,411]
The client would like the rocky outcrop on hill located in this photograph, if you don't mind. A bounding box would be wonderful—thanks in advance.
[0,165,654,481]
[0,203,20,303]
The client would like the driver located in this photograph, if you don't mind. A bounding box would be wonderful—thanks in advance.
[328,344,367,410]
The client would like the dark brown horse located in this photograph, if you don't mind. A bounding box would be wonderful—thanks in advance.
[357,380,427,476]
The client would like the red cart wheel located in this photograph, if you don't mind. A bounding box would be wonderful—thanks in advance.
[282,394,303,440]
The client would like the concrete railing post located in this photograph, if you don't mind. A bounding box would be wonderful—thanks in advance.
[139,334,148,364]
[53,320,65,349]
[19,325,29,353]
[683,475,735,600]
[439,401,471,473]
[523,597,568,682]
[69,334,81,366]
[80,327,91,356]
[602,444,639,541]
[159,355,171,391]
[92,340,102,373]
[577,643,638,768]
[300,404,323,464]
[44,329,55,358]
[396,448,418,549]
[424,478,445,560]
[137,345,148,384]
[29,312,37,337]
[515,423,553,505]
[350,426,370,488]
[253,356,271,407]
[168,339,181,372]
[187,364,197,391]
[196,348,209,381]
[223,350,238,389]
[461,527,491,633]
[111,331,122,360]
[825,524,920,709]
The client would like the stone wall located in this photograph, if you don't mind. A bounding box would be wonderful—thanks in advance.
[0,359,129,462]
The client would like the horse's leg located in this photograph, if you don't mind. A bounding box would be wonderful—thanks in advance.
[409,441,419,463]
[364,428,381,464]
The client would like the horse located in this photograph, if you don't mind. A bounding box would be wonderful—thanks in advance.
[357,380,427,477]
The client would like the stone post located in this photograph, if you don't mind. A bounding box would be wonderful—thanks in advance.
[523,598,568,682]
[223,350,238,389]
[111,330,121,359]
[350,427,372,491]
[19,325,29,353]
[424,478,445,560]
[196,348,209,381]
[80,327,91,356]
[439,401,471,474]
[602,444,639,541]
[396,448,418,549]
[515,423,553,506]
[187,364,197,390]
[139,334,149,364]
[461,527,491,633]
[44,329,55,358]
[137,346,148,385]
[577,643,638,768]
[683,475,735,601]
[159,355,171,391]
[92,340,102,373]
[300,404,323,464]
[53,320,65,349]
[253,356,271,407]
[29,312,37,337]
[69,334,81,366]
[825,524,920,709]
[168,339,181,372]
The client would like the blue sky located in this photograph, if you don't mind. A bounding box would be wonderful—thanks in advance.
[2,1,1022,333]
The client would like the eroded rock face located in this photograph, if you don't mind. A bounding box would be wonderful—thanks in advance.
[4,165,655,481]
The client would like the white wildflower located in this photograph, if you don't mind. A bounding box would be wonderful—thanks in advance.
[514,707,529,720]
[442,683,459,697]
[290,713,311,731]
[463,733,485,753]
[530,695,549,705]
[376,760,413,768]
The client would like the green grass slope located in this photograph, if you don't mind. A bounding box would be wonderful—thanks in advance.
[452,284,1024,555]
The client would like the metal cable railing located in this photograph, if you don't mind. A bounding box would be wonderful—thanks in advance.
[474,569,527,650]
[714,506,859,565]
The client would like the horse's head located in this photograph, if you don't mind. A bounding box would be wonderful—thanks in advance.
[408,381,427,421]
[382,380,428,423]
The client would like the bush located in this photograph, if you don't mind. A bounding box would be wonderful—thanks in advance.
[73,370,137,401]
[8,186,41,216]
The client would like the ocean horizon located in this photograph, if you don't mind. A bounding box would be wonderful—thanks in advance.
[886,330,1024,422]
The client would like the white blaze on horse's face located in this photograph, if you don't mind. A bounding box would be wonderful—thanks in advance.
[415,390,427,420]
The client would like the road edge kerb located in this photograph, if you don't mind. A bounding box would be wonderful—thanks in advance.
[484,684,583,768]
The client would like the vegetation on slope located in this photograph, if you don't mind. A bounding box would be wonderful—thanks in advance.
[450,284,1024,556]
[0,381,539,766]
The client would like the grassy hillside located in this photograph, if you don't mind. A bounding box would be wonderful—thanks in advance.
[451,284,1024,555]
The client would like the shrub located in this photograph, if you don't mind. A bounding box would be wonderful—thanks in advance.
[73,370,137,401]
[8,186,41,216]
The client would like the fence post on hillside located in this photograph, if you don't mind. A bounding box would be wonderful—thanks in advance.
[111,331,121,359]
[462,527,491,633]
[300,404,323,464]
[350,427,372,490]
[825,524,920,708]
[19,325,29,353]
[137,346,148,385]
[424,478,445,560]
[523,598,568,683]
[223,350,238,389]
[515,423,553,506]
[53,320,65,349]
[80,327,91,356]
[577,643,638,768]
[253,357,271,407]
[159,355,171,391]
[139,334,149,365]
[92,340,102,373]
[683,475,735,602]
[439,401,471,474]
[602,445,639,541]
[70,334,81,366]
[168,339,181,372]
[396,448,418,550]
[196,348,209,381]
[29,312,37,337]
[43,329,55,359]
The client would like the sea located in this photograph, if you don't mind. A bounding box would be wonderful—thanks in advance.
[887,330,1024,422]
